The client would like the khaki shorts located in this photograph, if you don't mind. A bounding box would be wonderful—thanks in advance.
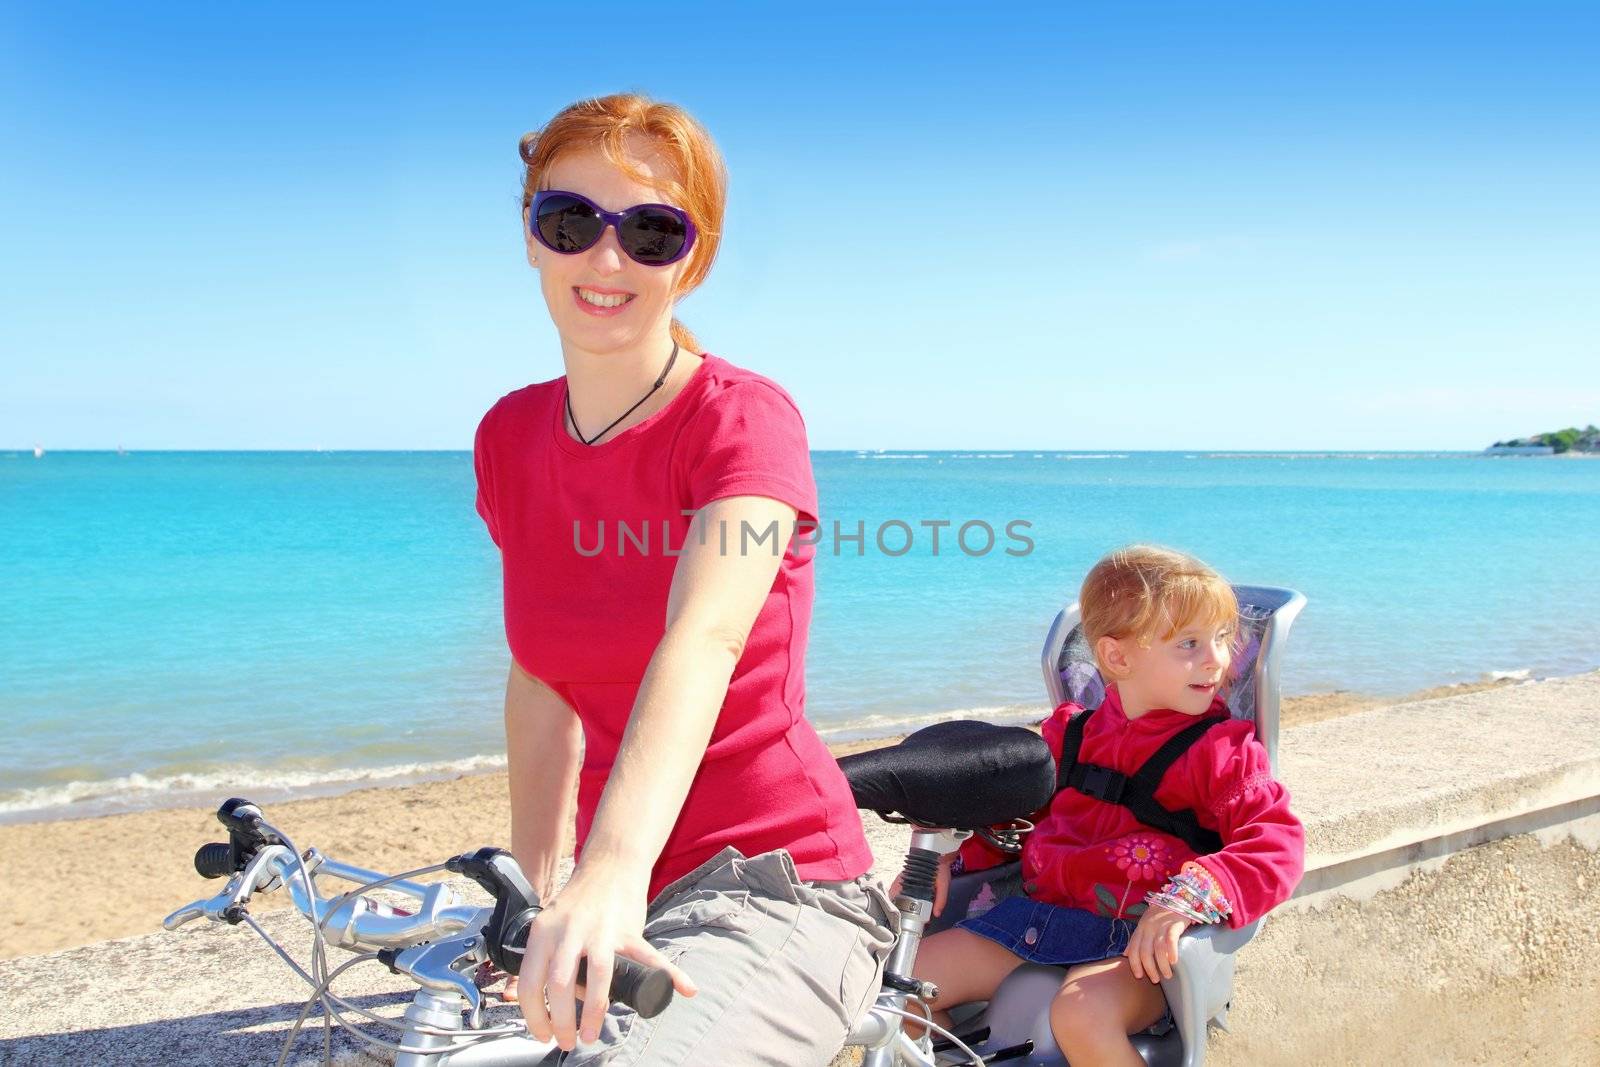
[558,846,897,1066]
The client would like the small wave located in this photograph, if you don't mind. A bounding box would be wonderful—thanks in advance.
[1485,668,1532,683]
[815,702,1044,743]
[0,753,510,825]
[1053,453,1127,460]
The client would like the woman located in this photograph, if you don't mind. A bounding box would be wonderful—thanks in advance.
[472,93,895,1065]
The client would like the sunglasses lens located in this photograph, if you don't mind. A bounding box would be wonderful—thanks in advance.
[618,208,689,265]
[534,194,603,253]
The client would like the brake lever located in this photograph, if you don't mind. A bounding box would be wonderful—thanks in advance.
[162,901,207,930]
[390,933,489,1027]
[215,843,295,921]
[163,843,295,929]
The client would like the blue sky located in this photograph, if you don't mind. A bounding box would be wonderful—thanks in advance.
[3,2,1596,450]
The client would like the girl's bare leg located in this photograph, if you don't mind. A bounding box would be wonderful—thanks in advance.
[1049,957,1169,1066]
[907,927,1027,1036]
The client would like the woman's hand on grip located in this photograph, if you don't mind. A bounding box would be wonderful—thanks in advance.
[516,867,697,1050]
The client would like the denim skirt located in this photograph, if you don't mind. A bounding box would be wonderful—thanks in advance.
[957,895,1133,967]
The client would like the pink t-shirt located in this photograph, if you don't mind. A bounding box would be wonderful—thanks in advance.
[473,353,873,899]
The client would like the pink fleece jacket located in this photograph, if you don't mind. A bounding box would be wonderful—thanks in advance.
[1014,685,1305,929]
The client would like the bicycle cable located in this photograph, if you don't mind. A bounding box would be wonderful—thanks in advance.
[874,1003,987,1067]
[314,860,454,933]
[273,952,378,1067]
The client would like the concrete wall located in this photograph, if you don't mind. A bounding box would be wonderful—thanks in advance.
[1209,671,1600,1065]
[1213,816,1600,1065]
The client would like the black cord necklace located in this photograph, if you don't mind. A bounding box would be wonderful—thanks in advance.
[565,340,680,446]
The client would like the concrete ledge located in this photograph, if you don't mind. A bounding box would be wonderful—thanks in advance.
[1283,671,1600,879]
[1202,672,1600,1064]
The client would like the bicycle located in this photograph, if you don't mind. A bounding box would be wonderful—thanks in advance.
[166,721,1058,1066]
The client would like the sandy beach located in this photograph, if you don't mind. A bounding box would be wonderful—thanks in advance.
[0,679,1516,961]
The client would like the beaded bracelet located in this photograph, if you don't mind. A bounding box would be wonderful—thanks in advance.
[1142,891,1211,924]
[1175,860,1233,916]
[1143,861,1233,925]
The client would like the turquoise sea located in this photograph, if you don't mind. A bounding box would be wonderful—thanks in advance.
[3,450,1597,822]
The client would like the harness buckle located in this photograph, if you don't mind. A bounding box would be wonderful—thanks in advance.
[1078,764,1127,804]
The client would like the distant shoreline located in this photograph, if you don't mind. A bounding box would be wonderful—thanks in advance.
[0,678,1531,830]
[2,447,1566,456]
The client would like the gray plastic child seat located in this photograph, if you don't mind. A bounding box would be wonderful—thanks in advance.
[927,584,1306,1067]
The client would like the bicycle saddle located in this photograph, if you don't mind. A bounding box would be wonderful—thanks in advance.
[837,720,1057,829]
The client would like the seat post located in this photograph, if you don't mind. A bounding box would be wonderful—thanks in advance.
[883,827,968,989]
[855,827,971,1067]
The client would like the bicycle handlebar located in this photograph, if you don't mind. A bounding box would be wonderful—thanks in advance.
[170,798,674,1019]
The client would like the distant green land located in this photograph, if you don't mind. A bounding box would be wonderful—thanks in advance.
[1488,424,1599,454]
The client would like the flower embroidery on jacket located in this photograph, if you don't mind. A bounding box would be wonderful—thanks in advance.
[1106,833,1175,882]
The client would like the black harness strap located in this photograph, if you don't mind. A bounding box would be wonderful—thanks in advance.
[1056,706,1225,855]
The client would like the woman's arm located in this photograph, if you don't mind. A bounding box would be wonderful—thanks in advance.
[503,659,582,902]
[580,495,796,879]
[517,494,798,1051]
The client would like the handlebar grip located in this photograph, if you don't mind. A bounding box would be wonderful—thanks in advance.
[576,955,674,1019]
[194,842,234,879]
[494,912,671,1018]
[444,846,671,1017]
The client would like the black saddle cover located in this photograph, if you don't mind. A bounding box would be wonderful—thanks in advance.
[838,720,1057,829]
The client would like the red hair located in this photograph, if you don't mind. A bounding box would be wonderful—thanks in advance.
[1080,545,1240,674]
[519,93,728,352]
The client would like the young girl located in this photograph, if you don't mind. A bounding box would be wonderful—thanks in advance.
[912,545,1305,1066]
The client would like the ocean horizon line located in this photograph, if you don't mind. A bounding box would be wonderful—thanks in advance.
[4,446,1508,457]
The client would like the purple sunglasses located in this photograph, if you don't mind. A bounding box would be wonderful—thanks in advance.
[530,189,697,267]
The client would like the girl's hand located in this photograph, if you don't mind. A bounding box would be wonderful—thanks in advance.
[889,852,952,916]
[1123,905,1192,984]
[516,867,697,1051]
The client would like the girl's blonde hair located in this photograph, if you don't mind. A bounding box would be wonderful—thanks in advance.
[518,93,728,353]
[1079,545,1239,673]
